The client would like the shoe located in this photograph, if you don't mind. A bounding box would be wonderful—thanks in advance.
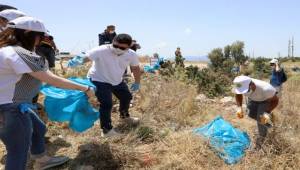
[33,155,69,170]
[122,117,140,126]
[101,128,122,138]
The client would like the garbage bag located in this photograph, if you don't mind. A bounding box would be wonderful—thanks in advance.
[193,116,250,164]
[40,77,99,132]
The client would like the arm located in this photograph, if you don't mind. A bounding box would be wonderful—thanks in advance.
[29,70,91,92]
[275,63,281,72]
[130,65,141,84]
[235,94,243,107]
[51,41,57,51]
[266,95,279,113]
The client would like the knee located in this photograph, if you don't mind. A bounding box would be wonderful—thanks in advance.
[122,92,132,101]
[100,100,113,110]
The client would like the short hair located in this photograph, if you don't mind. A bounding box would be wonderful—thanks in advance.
[107,25,115,29]
[113,34,132,46]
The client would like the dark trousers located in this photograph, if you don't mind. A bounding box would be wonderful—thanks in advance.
[0,103,46,170]
[92,81,132,133]
[247,100,270,147]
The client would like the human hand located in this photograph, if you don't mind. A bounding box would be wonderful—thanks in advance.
[236,107,244,119]
[130,83,140,92]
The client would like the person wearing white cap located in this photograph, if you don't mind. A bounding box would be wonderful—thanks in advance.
[0,9,25,31]
[269,58,287,97]
[233,75,279,150]
[0,16,95,170]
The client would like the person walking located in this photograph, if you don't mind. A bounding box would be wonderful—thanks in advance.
[71,34,142,137]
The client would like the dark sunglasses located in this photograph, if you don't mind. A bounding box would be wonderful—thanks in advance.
[270,64,275,66]
[113,44,128,50]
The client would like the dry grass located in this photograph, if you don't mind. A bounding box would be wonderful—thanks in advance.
[1,64,300,170]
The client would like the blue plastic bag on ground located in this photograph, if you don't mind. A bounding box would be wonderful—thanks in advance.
[193,116,250,164]
[40,77,99,132]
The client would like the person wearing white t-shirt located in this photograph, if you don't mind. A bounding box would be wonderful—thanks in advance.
[80,34,142,137]
[0,17,94,170]
[233,76,279,150]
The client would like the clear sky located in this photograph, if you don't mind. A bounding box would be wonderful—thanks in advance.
[2,0,299,58]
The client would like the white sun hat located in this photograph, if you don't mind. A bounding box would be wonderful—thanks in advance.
[270,58,278,64]
[7,16,47,33]
[0,9,25,21]
[233,75,252,94]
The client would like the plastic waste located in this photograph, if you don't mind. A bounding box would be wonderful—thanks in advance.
[193,116,250,164]
[40,77,99,132]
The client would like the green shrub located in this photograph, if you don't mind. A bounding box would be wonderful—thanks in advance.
[185,66,232,98]
[252,57,271,79]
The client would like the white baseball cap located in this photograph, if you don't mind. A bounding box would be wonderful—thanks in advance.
[7,16,47,33]
[233,75,252,94]
[270,58,278,64]
[0,9,25,21]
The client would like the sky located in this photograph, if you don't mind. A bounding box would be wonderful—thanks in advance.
[2,0,300,58]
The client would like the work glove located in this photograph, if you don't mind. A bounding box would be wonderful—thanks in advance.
[19,103,37,114]
[260,112,273,126]
[236,107,244,119]
[130,83,140,92]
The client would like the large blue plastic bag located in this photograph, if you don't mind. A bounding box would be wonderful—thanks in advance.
[40,77,99,132]
[193,116,250,164]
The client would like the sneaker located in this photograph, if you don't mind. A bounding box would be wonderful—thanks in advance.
[122,117,140,126]
[101,128,122,138]
[33,155,69,170]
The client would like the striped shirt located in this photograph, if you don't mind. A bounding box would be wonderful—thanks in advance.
[0,46,47,104]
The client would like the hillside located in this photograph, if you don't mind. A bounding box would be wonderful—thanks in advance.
[1,62,300,170]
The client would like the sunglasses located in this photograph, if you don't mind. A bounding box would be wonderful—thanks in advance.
[113,44,128,50]
[270,64,275,66]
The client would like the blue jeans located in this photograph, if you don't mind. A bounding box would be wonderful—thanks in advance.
[0,103,46,170]
[92,81,132,133]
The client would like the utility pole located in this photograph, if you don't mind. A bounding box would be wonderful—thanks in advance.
[292,36,294,58]
[288,39,291,58]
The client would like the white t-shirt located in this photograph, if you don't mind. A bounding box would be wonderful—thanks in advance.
[0,46,32,104]
[245,78,276,102]
[87,44,139,85]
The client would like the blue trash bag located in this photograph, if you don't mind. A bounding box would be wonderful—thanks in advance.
[40,77,99,132]
[193,116,250,164]
[144,65,156,73]
[67,54,85,68]
[144,57,164,73]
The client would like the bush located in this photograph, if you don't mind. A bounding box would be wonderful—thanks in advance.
[252,57,271,79]
[185,66,232,98]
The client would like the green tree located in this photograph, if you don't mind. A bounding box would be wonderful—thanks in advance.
[224,45,231,59]
[231,41,248,65]
[208,48,224,70]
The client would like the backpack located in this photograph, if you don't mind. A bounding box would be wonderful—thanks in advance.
[281,68,287,83]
